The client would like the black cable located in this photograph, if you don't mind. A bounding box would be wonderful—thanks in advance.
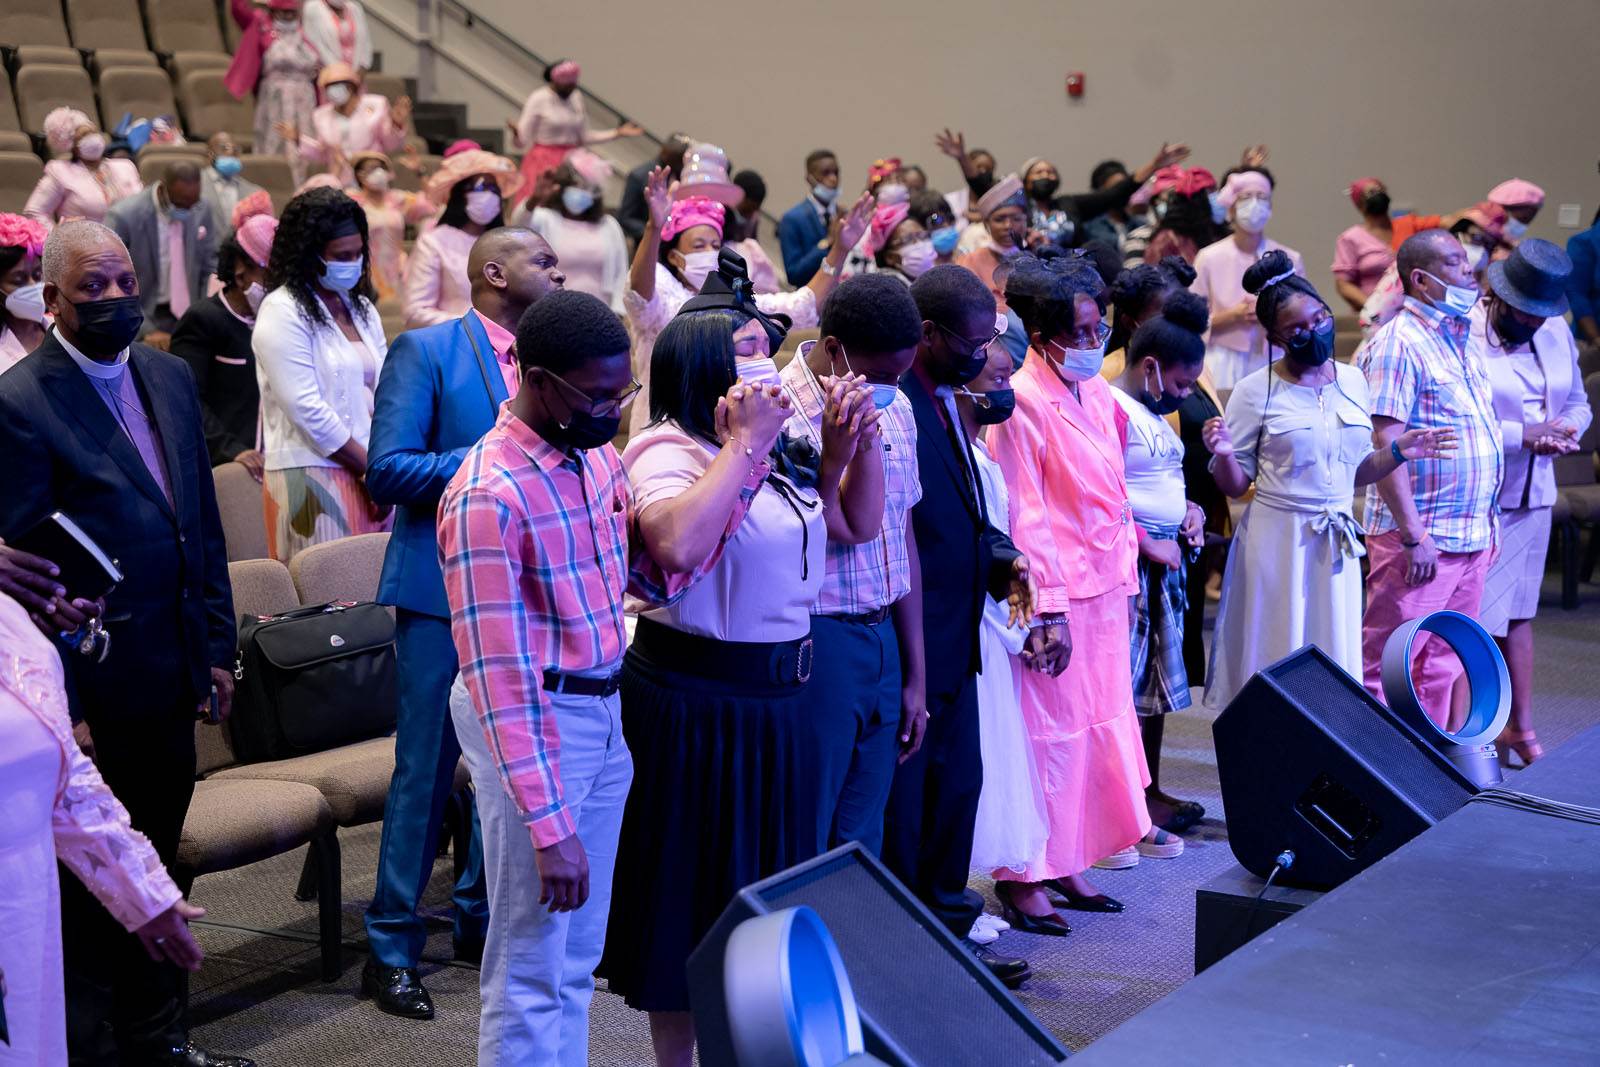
[1243,849,1296,937]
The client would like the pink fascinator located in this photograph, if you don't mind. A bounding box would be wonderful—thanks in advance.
[0,213,48,256]
[662,197,725,244]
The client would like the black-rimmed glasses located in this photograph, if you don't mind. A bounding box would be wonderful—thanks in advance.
[934,320,1005,360]
[545,370,641,418]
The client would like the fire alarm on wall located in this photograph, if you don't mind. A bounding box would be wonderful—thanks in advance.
[1066,72,1085,98]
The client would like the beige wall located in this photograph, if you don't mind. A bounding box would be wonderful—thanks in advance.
[461,0,1600,297]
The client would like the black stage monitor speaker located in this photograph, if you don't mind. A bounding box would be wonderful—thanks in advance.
[687,844,1069,1067]
[1214,644,1475,890]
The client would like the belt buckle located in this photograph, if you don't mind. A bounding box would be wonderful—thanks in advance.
[795,637,814,685]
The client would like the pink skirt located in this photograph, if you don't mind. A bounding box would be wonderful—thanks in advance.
[518,143,578,201]
[1003,588,1151,880]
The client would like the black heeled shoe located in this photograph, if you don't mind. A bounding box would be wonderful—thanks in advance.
[1042,878,1125,913]
[997,894,1073,937]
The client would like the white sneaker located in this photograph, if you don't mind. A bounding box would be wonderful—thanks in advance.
[967,919,1000,945]
[976,911,1011,934]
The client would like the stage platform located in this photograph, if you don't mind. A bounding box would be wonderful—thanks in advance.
[1075,724,1600,1066]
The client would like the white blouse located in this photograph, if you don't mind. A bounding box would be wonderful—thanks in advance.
[253,286,388,470]
[1112,386,1188,528]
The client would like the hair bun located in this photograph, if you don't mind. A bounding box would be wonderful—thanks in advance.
[1160,289,1210,335]
[1156,254,1196,289]
[1242,248,1295,296]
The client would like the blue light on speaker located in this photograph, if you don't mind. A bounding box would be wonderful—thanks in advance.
[1380,610,1511,789]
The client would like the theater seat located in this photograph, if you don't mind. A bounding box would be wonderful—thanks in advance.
[98,66,181,129]
[146,0,226,55]
[169,51,233,84]
[14,46,84,67]
[65,0,150,55]
[0,0,74,50]
[287,531,391,606]
[178,68,252,142]
[213,461,269,562]
[0,152,46,206]
[88,48,161,78]
[241,153,295,210]
[16,64,101,136]
[0,76,34,155]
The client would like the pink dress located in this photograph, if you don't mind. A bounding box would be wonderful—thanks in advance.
[402,223,476,328]
[358,188,433,302]
[295,95,406,184]
[987,350,1151,878]
[1191,235,1305,390]
[24,159,144,228]
[1332,224,1395,298]
[519,206,629,309]
[0,593,183,1065]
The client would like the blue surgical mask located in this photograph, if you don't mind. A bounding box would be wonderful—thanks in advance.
[560,186,595,216]
[1208,191,1226,225]
[1046,337,1107,382]
[930,225,961,256]
[1503,218,1528,240]
[1419,270,1479,317]
[812,183,839,205]
[319,256,365,292]
[869,383,899,409]
[213,155,243,178]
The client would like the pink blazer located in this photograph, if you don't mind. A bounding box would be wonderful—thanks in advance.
[988,349,1139,612]
[24,160,144,228]
[297,94,405,169]
[402,224,474,329]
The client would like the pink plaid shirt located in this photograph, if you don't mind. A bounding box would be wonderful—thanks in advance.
[439,407,753,844]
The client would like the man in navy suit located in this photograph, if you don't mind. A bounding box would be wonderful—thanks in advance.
[778,148,841,286]
[885,265,1037,989]
[362,227,566,1018]
[0,221,250,1066]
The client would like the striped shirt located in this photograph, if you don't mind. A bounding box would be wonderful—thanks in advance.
[438,407,744,845]
[1360,297,1503,554]
[781,350,921,616]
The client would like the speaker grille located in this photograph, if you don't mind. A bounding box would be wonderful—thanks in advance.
[759,860,1064,1066]
[1267,653,1469,819]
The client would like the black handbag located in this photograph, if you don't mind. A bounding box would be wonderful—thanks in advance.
[229,600,398,763]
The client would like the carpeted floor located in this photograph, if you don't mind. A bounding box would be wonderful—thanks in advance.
[188,573,1600,1064]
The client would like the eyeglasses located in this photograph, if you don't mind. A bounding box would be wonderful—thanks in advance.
[1055,321,1111,352]
[545,369,642,418]
[1278,309,1333,349]
[934,320,1004,359]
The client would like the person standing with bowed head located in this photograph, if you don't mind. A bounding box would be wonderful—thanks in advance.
[254,187,391,559]
[350,151,436,302]
[511,158,630,311]
[24,109,143,230]
[1201,250,1456,711]
[508,60,643,201]
[0,213,49,373]
[226,0,320,162]
[403,150,520,329]
[1467,240,1590,766]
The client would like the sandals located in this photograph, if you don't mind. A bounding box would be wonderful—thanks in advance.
[1136,827,1184,859]
[1497,729,1544,770]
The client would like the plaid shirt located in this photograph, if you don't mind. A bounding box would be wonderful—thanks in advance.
[780,352,921,616]
[439,408,748,846]
[1360,298,1503,553]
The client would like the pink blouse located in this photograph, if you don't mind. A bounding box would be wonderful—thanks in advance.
[24,159,144,228]
[402,223,476,329]
[513,86,593,150]
[520,206,629,310]
[0,324,38,374]
[296,94,406,183]
[1331,224,1395,297]
[988,350,1138,612]
[1191,235,1304,355]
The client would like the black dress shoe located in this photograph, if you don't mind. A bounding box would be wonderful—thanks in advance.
[1160,800,1206,834]
[1042,879,1125,913]
[165,1042,256,1067]
[361,960,435,1020]
[998,896,1072,937]
[453,934,485,966]
[965,940,1031,989]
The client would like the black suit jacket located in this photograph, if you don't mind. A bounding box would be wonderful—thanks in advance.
[0,335,235,721]
[903,371,1021,704]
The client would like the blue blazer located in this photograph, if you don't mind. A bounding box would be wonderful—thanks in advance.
[0,336,234,720]
[368,312,509,619]
[778,198,830,287]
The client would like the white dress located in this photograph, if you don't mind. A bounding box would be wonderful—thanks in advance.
[968,438,1049,874]
[1204,361,1375,710]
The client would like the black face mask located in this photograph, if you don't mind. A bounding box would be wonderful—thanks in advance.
[973,388,1015,424]
[1364,191,1391,216]
[67,295,144,357]
[1494,311,1539,347]
[1136,363,1184,415]
[557,409,621,451]
[1030,178,1060,201]
[1285,321,1335,367]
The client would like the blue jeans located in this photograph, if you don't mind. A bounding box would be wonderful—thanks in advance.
[363,610,488,967]
[811,613,904,854]
[451,674,632,1067]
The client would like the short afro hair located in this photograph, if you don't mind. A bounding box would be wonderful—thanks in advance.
[1089,159,1128,189]
[516,289,630,376]
[1396,229,1459,296]
[732,169,767,205]
[820,273,923,352]
[805,148,836,172]
[911,264,996,330]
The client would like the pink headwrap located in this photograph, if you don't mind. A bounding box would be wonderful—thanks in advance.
[231,190,274,231]
[0,213,47,257]
[1217,169,1271,209]
[1487,178,1544,208]
[1137,165,1216,205]
[443,138,481,158]
[868,157,902,185]
[1347,177,1383,209]
[662,197,724,244]
[550,60,581,82]
[866,201,911,256]
[236,214,279,268]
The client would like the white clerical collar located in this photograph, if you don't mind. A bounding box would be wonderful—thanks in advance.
[55,327,129,380]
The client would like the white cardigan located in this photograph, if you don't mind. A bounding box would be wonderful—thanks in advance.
[254,286,387,471]
[302,0,374,70]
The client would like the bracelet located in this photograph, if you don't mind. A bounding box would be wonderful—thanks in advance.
[1391,439,1407,465]
[1401,537,1421,548]
[819,257,839,277]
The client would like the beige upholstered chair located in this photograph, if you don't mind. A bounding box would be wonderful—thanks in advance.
[212,461,269,562]
[288,532,392,605]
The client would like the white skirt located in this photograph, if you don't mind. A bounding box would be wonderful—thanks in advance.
[970,598,1049,874]
[1477,505,1553,636]
[1204,343,1268,393]
[1203,497,1367,711]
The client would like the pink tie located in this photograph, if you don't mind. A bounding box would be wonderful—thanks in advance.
[167,219,190,318]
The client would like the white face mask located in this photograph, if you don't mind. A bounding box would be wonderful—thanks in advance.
[896,239,936,279]
[244,281,267,313]
[326,83,354,106]
[735,355,781,389]
[677,249,719,291]
[1233,197,1272,234]
[273,16,299,33]
[363,167,391,191]
[5,281,47,323]
[1464,243,1488,273]
[76,135,106,163]
[464,189,502,225]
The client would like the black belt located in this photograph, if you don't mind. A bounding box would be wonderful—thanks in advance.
[823,606,892,626]
[542,668,622,697]
[631,616,814,687]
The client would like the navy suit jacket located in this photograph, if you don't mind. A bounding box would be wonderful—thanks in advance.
[368,312,510,619]
[778,198,830,287]
[0,336,235,720]
[902,371,1021,705]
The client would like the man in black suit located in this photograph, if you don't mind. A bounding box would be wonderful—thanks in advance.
[617,132,689,242]
[885,265,1037,988]
[0,220,252,1067]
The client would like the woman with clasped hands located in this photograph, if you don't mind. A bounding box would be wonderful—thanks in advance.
[0,589,205,1064]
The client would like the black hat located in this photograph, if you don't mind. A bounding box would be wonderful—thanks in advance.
[1486,238,1571,318]
[678,247,791,348]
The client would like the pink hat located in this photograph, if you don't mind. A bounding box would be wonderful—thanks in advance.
[42,107,94,156]
[976,173,1027,218]
[866,201,911,256]
[550,60,580,82]
[423,149,519,202]
[1462,201,1509,242]
[1217,169,1271,209]
[1347,177,1383,208]
[295,172,345,196]
[1132,165,1216,207]
[317,62,360,89]
[1487,178,1544,208]
[443,138,480,158]
[230,189,274,230]
[661,196,724,244]
[671,142,741,207]
[565,147,612,188]
[0,213,47,256]
[236,213,279,268]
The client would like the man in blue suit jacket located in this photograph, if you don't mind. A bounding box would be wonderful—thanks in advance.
[778,148,841,286]
[363,227,567,1019]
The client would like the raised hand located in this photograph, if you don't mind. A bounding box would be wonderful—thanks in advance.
[1202,417,1234,457]
[821,377,874,465]
[837,191,876,253]
[934,128,967,162]
[390,95,412,129]
[273,121,300,145]
[1240,144,1270,169]
[644,165,674,232]
[1398,426,1458,461]
[1148,142,1191,171]
[618,121,645,138]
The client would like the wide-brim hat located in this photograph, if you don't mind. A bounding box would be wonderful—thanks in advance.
[671,142,741,207]
[349,150,390,172]
[423,149,519,202]
[317,62,359,89]
[1486,238,1571,318]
